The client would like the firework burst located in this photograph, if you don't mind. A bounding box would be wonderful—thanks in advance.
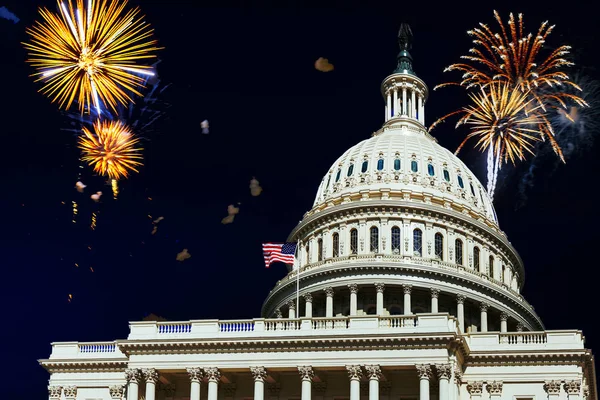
[23,0,161,115]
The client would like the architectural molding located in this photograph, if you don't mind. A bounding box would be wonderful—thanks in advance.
[109,385,125,399]
[48,386,62,399]
[486,381,503,395]
[365,364,382,380]
[204,367,221,382]
[544,380,562,395]
[187,367,204,382]
[565,380,582,395]
[435,364,452,380]
[142,368,159,383]
[346,365,363,380]
[467,381,484,396]
[125,368,141,383]
[416,364,433,380]
[251,366,267,382]
[298,366,314,381]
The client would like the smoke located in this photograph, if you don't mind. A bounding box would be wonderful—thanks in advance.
[0,6,19,24]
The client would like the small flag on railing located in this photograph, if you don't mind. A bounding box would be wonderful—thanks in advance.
[262,242,297,268]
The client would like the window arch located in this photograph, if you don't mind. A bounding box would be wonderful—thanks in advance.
[427,164,435,176]
[411,160,418,172]
[413,228,422,256]
[361,160,368,173]
[350,229,358,254]
[377,159,384,171]
[457,175,464,188]
[394,159,401,171]
[502,264,506,283]
[455,239,463,265]
[443,169,450,182]
[326,174,332,190]
[470,182,476,196]
[473,246,480,272]
[489,255,495,278]
[335,169,341,182]
[370,226,379,253]
[391,226,401,253]
[434,233,444,260]
[317,238,323,261]
[347,163,354,176]
[332,232,339,258]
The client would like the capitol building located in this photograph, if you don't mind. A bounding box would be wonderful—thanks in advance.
[41,24,597,400]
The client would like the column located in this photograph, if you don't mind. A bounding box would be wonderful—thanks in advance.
[348,284,358,316]
[386,91,392,120]
[411,89,416,118]
[402,87,407,115]
[375,283,385,315]
[187,367,203,400]
[205,367,221,400]
[304,293,313,318]
[143,369,159,400]
[453,366,463,400]
[430,288,439,313]
[565,381,582,400]
[251,367,267,400]
[288,300,296,319]
[480,303,488,333]
[456,295,465,333]
[298,366,314,400]
[487,382,503,400]
[416,365,432,400]
[500,312,508,333]
[125,368,141,400]
[392,88,398,117]
[110,386,126,400]
[466,382,484,400]
[48,386,63,400]
[324,287,334,318]
[403,284,412,315]
[365,365,382,400]
[417,94,423,123]
[544,381,561,400]
[347,365,363,400]
[436,364,452,400]
[63,386,77,400]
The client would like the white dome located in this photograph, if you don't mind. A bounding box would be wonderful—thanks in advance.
[313,123,498,225]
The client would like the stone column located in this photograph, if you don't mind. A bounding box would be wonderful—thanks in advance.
[402,87,407,115]
[565,381,582,400]
[125,368,141,400]
[430,288,440,313]
[143,369,159,400]
[500,312,508,333]
[487,382,503,400]
[411,89,416,118]
[453,365,463,400]
[110,385,126,400]
[205,367,221,400]
[324,287,334,318]
[545,381,562,400]
[417,94,423,123]
[466,382,483,400]
[347,365,363,400]
[375,283,385,315]
[252,367,267,400]
[365,365,382,400]
[386,91,392,120]
[403,284,412,315]
[480,303,488,333]
[298,366,314,400]
[348,284,359,316]
[48,386,63,400]
[436,364,452,400]
[456,295,465,333]
[393,88,398,117]
[63,386,77,400]
[288,300,296,319]
[416,365,432,400]
[187,367,203,400]
[304,293,313,318]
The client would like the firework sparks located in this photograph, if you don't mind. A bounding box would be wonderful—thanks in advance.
[23,0,161,115]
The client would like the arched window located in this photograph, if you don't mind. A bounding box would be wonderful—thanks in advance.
[394,159,401,171]
[411,160,418,172]
[489,255,495,278]
[443,169,450,182]
[391,226,401,253]
[470,183,476,196]
[435,233,444,260]
[350,229,358,254]
[413,228,422,256]
[370,226,379,253]
[457,175,464,188]
[361,160,368,173]
[427,164,435,176]
[326,174,332,190]
[473,246,480,272]
[347,163,354,176]
[335,169,341,182]
[332,233,339,258]
[455,239,463,265]
[377,159,384,171]
[317,238,323,261]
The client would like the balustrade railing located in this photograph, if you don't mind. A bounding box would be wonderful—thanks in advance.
[311,317,349,330]
[265,319,301,331]
[379,315,418,328]
[78,343,116,353]
[157,322,192,334]
[219,320,255,332]
[499,332,548,344]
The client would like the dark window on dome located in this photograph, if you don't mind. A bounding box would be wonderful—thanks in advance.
[473,246,480,272]
[502,264,506,283]
[332,233,339,258]
[350,229,358,255]
[326,174,331,190]
[443,169,450,182]
[457,175,464,188]
[377,159,384,171]
[428,164,435,176]
[361,160,368,173]
[394,159,401,171]
[435,233,444,260]
[306,242,310,262]
[370,226,379,253]
[347,164,354,177]
[455,239,463,265]
[391,226,401,253]
[335,169,341,182]
[489,255,495,278]
[317,239,323,261]
[470,183,476,196]
[411,160,418,172]
[413,229,422,256]
[479,189,485,204]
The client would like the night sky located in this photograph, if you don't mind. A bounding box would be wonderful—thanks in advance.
[1,1,599,398]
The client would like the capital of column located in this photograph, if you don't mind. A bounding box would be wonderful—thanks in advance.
[143,368,159,384]
[48,386,63,399]
[466,381,484,396]
[187,367,204,383]
[583,385,590,400]
[430,288,440,298]
[346,365,363,381]
[348,283,359,294]
[564,380,582,395]
[375,283,385,293]
[456,294,466,304]
[205,367,221,383]
[403,284,412,294]
[324,287,334,297]
[416,364,432,380]
[63,386,77,399]
[251,366,267,382]
[303,293,313,303]
[516,322,524,332]
[435,364,452,381]
[453,365,463,384]
[479,303,489,312]
[287,300,296,311]
[365,365,382,380]
[125,368,141,383]
[298,365,314,381]
[500,312,508,322]
[544,381,562,395]
[109,385,125,399]
[486,381,503,395]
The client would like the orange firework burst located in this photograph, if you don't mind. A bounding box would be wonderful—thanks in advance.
[23,0,161,115]
[78,119,143,181]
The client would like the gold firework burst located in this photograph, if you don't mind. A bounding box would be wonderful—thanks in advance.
[78,119,143,180]
[23,0,161,115]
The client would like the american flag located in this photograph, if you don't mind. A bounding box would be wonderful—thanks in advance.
[262,242,297,268]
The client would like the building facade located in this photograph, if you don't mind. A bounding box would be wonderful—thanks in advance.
[41,24,597,400]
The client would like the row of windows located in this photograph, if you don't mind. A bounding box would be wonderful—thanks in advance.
[307,229,509,282]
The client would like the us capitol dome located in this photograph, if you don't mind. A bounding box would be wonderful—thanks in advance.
[40,23,596,400]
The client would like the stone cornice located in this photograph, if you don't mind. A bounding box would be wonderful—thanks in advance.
[38,359,128,373]
[465,351,590,367]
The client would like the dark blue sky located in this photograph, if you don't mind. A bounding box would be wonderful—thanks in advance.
[1,1,599,398]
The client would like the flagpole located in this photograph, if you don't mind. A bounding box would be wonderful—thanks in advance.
[296,239,300,318]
